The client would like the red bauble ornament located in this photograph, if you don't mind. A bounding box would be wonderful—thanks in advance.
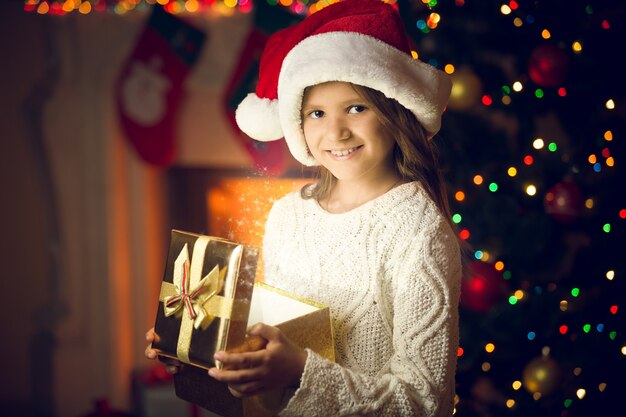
[528,44,570,87]
[544,180,583,222]
[460,261,509,313]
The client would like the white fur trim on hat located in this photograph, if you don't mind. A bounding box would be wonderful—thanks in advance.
[235,93,283,141]
[278,31,452,166]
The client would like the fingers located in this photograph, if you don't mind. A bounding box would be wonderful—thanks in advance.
[214,350,265,371]
[145,327,160,343]
[145,328,161,360]
[228,335,267,354]
[145,344,158,360]
[209,366,265,385]
[143,328,182,376]
[247,323,281,341]
[227,382,264,398]
[228,386,244,398]
[208,324,305,396]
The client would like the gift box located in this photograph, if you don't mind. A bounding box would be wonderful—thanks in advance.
[173,282,335,417]
[153,230,259,370]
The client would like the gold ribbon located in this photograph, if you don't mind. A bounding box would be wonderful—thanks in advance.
[158,236,235,364]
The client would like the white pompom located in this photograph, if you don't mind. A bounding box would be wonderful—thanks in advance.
[235,93,283,141]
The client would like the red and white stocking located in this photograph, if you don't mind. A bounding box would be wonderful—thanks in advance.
[116,6,205,166]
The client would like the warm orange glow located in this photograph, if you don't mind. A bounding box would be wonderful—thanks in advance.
[110,135,133,407]
[207,177,311,280]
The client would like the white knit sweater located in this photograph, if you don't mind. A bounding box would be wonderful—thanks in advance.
[262,181,462,417]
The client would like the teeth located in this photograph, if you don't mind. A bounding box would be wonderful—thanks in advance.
[330,147,358,156]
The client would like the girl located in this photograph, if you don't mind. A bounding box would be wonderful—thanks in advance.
[147,1,461,416]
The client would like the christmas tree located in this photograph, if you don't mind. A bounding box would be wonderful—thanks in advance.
[397,0,625,415]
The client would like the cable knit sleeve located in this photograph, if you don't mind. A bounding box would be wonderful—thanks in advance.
[279,214,462,417]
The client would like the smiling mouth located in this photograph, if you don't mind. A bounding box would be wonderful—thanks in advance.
[328,146,362,157]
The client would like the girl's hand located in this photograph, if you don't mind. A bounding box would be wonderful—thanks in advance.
[208,323,307,398]
[144,327,182,375]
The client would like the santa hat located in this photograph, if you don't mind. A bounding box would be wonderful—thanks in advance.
[235,0,452,166]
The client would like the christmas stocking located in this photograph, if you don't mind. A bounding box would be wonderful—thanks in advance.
[116,6,206,166]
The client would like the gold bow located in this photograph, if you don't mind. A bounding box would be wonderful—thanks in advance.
[161,243,226,330]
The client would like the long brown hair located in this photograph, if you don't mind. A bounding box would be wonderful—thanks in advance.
[301,83,455,233]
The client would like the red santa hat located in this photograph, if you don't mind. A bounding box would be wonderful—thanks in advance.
[235,0,452,166]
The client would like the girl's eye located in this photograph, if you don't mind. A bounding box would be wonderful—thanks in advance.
[348,105,367,114]
[308,110,324,119]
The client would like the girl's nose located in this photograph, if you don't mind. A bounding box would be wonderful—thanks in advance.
[326,116,351,141]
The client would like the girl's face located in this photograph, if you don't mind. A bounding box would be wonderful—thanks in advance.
[301,81,396,183]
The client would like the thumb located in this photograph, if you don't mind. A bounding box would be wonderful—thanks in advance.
[247,322,281,341]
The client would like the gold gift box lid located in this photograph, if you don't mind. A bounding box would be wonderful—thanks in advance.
[247,282,335,363]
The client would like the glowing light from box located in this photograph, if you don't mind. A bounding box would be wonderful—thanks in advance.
[206,177,310,279]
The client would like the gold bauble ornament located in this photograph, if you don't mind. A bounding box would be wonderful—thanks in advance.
[522,356,561,395]
[448,68,483,111]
